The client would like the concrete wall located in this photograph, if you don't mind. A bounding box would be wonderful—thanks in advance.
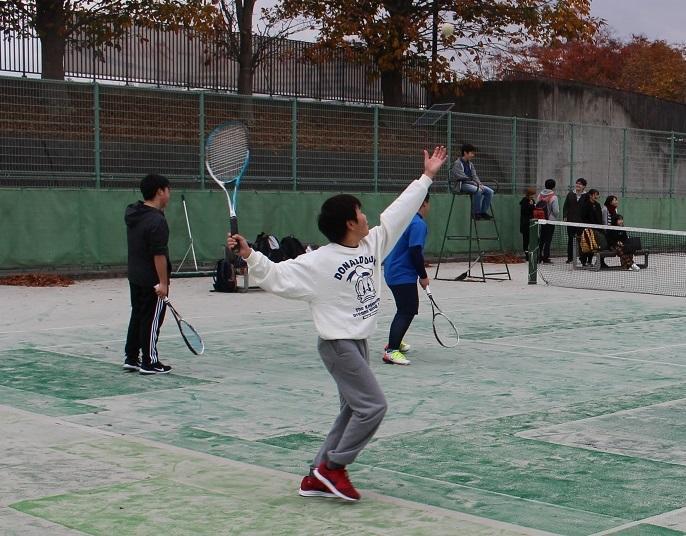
[438,80,686,195]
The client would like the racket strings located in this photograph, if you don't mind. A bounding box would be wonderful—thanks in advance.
[432,312,459,347]
[179,320,204,354]
[206,125,249,180]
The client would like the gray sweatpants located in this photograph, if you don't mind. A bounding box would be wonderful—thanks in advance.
[313,338,388,468]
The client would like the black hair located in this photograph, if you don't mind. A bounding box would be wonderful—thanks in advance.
[576,177,587,187]
[461,143,477,155]
[140,173,170,200]
[588,188,600,197]
[612,213,624,224]
[318,194,361,243]
[423,193,430,203]
[544,178,556,189]
[604,195,617,208]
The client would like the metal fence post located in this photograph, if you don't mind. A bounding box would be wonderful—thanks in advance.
[670,132,675,198]
[291,99,298,191]
[93,82,101,188]
[373,106,379,193]
[446,111,452,178]
[621,128,627,196]
[511,116,517,193]
[199,91,205,189]
[569,123,575,189]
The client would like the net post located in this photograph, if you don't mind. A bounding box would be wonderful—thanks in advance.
[528,219,539,285]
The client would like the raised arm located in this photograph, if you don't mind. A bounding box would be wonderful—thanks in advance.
[371,146,447,258]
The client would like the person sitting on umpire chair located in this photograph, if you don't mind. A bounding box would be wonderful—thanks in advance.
[449,143,494,220]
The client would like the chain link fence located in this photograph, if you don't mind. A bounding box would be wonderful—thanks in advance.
[2,76,686,196]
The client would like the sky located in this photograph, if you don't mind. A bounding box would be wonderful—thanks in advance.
[591,0,686,44]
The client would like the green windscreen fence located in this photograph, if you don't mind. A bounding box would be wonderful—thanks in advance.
[2,189,686,270]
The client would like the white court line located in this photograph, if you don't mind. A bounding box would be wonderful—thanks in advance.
[31,319,317,350]
[589,505,686,535]
[610,342,686,356]
[474,339,686,369]
[0,296,583,337]
[0,404,557,536]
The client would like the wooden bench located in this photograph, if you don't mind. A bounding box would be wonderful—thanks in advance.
[571,239,649,271]
[591,248,649,271]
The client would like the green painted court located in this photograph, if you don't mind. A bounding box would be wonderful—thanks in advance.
[2,263,686,535]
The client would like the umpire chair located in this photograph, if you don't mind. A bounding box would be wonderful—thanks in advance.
[434,181,511,282]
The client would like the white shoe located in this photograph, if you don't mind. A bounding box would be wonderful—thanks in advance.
[630,264,640,271]
[383,350,411,365]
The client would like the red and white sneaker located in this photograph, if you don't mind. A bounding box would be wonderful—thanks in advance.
[313,462,360,501]
[298,475,336,498]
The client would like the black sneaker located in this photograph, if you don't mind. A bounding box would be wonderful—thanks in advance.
[139,362,172,375]
[123,357,141,372]
[479,213,493,220]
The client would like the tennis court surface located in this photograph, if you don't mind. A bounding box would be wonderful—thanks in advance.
[2,262,686,536]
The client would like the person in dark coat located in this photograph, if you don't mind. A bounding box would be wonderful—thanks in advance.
[519,186,536,259]
[579,189,603,266]
[562,178,587,263]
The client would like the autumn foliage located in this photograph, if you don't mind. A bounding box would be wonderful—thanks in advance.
[496,30,686,103]
[275,0,598,107]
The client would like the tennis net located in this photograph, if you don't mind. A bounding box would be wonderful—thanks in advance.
[528,220,686,297]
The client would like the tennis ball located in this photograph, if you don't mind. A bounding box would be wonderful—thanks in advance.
[440,23,453,38]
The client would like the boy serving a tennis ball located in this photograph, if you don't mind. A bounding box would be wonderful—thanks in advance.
[227,146,447,501]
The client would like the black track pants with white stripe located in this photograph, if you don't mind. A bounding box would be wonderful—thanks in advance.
[125,282,167,366]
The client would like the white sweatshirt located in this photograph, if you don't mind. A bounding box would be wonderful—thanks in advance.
[245,174,433,340]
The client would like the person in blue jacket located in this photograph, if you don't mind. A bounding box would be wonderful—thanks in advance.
[382,193,431,366]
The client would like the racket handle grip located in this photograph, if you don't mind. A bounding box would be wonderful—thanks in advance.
[229,216,239,253]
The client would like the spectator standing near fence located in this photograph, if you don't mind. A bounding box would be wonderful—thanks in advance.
[580,189,603,266]
[563,178,587,263]
[536,179,560,263]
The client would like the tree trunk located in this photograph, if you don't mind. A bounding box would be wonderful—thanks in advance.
[36,0,67,80]
[380,68,403,107]
[237,0,254,95]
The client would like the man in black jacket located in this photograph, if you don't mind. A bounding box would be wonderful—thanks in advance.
[123,174,173,375]
[562,178,587,263]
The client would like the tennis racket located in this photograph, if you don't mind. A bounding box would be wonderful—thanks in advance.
[164,298,205,355]
[425,286,459,348]
[205,121,250,239]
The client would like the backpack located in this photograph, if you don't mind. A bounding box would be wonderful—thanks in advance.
[253,232,285,263]
[280,235,307,260]
[213,258,237,292]
[533,199,549,220]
